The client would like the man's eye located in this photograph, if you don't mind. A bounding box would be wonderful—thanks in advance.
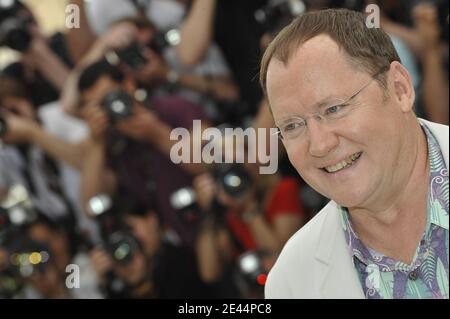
[325,104,348,116]
[284,121,304,132]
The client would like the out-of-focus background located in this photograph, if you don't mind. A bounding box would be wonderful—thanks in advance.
[0,0,448,299]
[0,0,67,66]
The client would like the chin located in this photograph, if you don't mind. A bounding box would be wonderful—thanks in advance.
[330,190,368,209]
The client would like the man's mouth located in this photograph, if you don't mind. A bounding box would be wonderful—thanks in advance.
[322,152,362,173]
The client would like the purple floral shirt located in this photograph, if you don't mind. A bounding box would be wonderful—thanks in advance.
[340,124,449,299]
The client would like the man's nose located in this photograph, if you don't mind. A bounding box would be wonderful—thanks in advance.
[307,120,339,158]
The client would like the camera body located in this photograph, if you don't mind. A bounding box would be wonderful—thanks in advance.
[101,90,135,123]
[151,28,181,53]
[325,0,365,11]
[0,232,51,298]
[214,164,253,199]
[255,0,306,33]
[106,42,148,70]
[171,164,253,223]
[0,0,33,52]
[86,194,140,265]
[105,230,139,265]
[0,185,37,235]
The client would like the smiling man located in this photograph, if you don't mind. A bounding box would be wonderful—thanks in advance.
[260,9,449,299]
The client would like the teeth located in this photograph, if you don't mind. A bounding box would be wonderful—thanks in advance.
[325,153,361,173]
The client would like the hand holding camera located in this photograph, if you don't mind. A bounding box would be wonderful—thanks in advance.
[0,111,38,145]
[0,0,34,52]
[101,22,139,52]
[172,164,255,225]
[89,248,114,279]
[80,103,109,142]
[115,103,160,143]
[192,173,217,212]
[132,47,171,86]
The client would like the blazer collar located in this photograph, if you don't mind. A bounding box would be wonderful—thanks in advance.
[314,201,365,298]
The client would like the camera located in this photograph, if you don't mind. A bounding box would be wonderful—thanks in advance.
[105,230,139,265]
[0,235,51,298]
[237,251,267,293]
[151,28,181,53]
[0,115,7,138]
[171,164,253,223]
[105,42,148,70]
[0,0,33,52]
[214,164,253,199]
[325,0,365,11]
[86,194,140,265]
[255,0,306,33]
[0,185,37,233]
[101,90,135,123]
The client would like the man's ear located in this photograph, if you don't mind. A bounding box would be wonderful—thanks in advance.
[389,61,415,113]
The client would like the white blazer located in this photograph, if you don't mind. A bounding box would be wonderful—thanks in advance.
[265,119,449,299]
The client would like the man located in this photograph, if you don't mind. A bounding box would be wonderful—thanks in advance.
[0,0,77,107]
[77,59,208,246]
[0,76,79,224]
[89,196,209,298]
[260,9,448,299]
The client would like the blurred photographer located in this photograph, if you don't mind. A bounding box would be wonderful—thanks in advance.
[87,194,208,298]
[117,16,240,123]
[23,213,101,299]
[84,0,225,71]
[1,232,67,299]
[0,76,85,228]
[0,0,80,107]
[412,2,449,124]
[61,15,238,125]
[174,136,307,296]
[77,57,210,246]
[0,186,101,299]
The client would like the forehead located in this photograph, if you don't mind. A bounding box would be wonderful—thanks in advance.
[266,35,360,122]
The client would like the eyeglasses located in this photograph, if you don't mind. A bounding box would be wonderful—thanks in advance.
[274,67,389,141]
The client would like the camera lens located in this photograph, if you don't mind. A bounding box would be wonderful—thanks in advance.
[107,231,138,265]
[102,90,134,122]
[115,42,148,70]
[0,17,31,52]
[216,165,252,198]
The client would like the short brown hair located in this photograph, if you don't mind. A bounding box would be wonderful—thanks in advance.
[0,75,29,105]
[260,9,400,95]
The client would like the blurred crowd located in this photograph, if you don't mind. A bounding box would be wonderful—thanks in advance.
[0,0,448,299]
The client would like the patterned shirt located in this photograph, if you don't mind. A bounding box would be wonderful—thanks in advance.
[340,124,449,299]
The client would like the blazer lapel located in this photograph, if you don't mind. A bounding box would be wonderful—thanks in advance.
[314,202,365,299]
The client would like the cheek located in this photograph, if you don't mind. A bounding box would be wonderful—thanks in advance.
[133,224,150,242]
[284,142,311,174]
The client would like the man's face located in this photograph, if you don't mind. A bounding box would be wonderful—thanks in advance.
[80,76,123,117]
[28,223,69,274]
[125,213,160,257]
[266,35,410,209]
[0,96,34,119]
